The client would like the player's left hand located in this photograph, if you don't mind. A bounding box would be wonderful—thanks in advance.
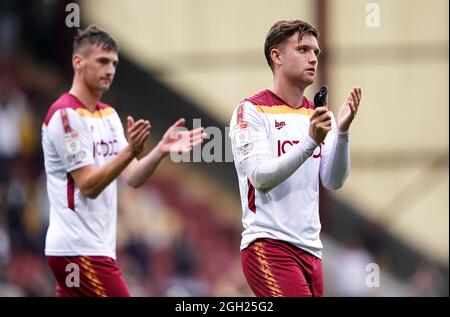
[337,87,362,131]
[158,118,207,154]
[127,116,151,157]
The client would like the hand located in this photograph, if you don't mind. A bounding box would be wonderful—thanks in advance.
[127,116,151,157]
[158,118,207,155]
[309,107,332,144]
[337,87,362,131]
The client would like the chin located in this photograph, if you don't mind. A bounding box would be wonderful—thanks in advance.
[300,78,314,88]
[98,84,111,92]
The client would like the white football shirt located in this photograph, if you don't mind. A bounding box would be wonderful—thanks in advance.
[229,89,341,259]
[41,93,128,259]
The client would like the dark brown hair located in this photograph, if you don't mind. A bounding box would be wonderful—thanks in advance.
[73,25,119,53]
[264,20,319,71]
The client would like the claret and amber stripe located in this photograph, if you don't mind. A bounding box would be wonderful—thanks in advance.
[255,104,314,116]
[253,241,284,297]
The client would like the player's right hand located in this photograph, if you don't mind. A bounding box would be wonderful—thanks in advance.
[127,116,151,157]
[309,107,332,144]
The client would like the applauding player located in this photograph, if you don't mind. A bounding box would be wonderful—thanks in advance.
[41,25,206,297]
[229,20,362,297]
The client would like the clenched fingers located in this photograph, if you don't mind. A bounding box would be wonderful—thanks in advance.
[311,106,328,119]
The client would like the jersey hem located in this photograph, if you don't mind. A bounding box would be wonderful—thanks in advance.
[44,249,116,260]
[240,235,322,259]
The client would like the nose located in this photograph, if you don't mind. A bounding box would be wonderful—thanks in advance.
[309,53,318,66]
[106,63,116,77]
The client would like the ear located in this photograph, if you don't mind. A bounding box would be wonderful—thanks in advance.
[271,48,282,67]
[72,53,83,71]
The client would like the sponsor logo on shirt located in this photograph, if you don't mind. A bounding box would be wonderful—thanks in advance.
[275,120,286,130]
[93,140,119,158]
[277,139,323,158]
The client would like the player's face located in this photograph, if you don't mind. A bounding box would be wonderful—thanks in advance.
[79,44,118,93]
[278,33,320,87]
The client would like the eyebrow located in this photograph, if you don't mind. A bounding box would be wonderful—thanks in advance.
[96,56,119,64]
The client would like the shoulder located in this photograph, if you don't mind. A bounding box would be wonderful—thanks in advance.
[245,89,280,106]
[232,89,273,110]
[43,93,86,126]
[43,95,120,126]
[231,89,272,116]
[237,88,290,117]
[230,93,272,128]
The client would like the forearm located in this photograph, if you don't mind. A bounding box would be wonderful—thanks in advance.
[320,130,350,190]
[246,135,319,193]
[76,146,135,198]
[124,142,167,188]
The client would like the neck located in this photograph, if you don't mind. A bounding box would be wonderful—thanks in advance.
[69,77,102,111]
[271,75,306,108]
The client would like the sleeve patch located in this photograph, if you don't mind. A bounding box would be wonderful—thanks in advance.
[64,131,81,154]
[234,121,250,147]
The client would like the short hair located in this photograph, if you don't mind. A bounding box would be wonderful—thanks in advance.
[264,20,319,71]
[73,25,119,54]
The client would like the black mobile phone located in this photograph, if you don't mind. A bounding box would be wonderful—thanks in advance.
[314,85,328,108]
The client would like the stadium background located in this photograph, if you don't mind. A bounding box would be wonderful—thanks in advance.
[0,0,448,296]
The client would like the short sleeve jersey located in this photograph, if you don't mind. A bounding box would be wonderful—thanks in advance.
[41,93,128,259]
